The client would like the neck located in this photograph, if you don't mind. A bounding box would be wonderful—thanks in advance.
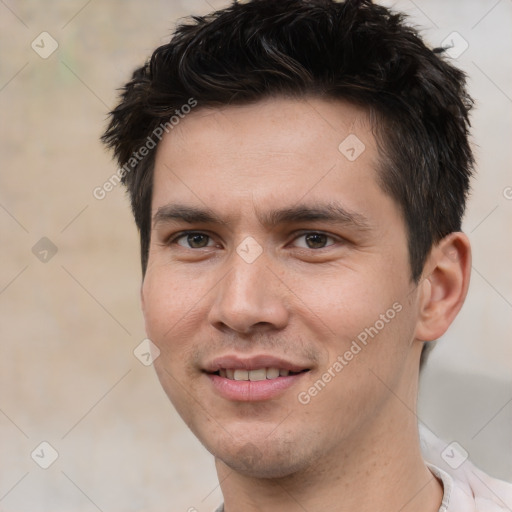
[216,368,443,512]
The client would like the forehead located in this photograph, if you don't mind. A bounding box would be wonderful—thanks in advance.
[156,96,374,164]
[151,96,385,219]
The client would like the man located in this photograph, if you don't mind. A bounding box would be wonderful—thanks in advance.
[101,0,512,510]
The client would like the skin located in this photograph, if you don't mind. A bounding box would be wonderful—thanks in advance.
[141,96,471,511]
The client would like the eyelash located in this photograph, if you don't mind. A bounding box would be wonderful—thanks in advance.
[166,230,340,250]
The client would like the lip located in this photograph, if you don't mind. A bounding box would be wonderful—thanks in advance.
[206,372,308,401]
[203,354,311,402]
[203,354,309,373]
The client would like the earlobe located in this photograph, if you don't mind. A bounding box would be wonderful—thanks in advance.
[414,232,471,342]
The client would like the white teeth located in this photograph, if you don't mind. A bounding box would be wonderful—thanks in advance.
[249,368,266,381]
[266,367,280,379]
[233,369,249,381]
[221,368,292,381]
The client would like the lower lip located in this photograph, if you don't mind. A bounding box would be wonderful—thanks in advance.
[206,372,307,401]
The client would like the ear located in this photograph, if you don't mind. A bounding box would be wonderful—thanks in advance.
[414,232,471,342]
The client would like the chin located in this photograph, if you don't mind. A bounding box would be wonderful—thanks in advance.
[211,436,314,479]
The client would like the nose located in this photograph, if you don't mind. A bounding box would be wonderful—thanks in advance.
[208,252,289,335]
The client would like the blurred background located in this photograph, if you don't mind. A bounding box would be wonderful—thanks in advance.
[0,0,511,510]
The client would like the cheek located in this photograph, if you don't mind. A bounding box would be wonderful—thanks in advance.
[293,264,402,341]
[143,268,209,423]
[303,266,415,393]
[141,266,207,350]
[299,301,415,433]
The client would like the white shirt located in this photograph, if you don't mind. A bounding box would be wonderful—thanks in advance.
[420,423,512,511]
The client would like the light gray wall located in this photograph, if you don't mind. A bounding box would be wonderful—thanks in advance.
[0,0,510,510]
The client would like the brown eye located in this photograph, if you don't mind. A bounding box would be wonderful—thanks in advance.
[304,233,329,248]
[291,232,337,249]
[175,232,213,248]
[290,231,342,250]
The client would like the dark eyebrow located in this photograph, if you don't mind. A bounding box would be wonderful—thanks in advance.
[153,204,223,228]
[152,202,372,231]
[259,203,372,231]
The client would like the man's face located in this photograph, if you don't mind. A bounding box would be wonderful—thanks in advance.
[142,97,423,478]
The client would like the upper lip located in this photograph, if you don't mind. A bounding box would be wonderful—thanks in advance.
[203,354,310,373]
